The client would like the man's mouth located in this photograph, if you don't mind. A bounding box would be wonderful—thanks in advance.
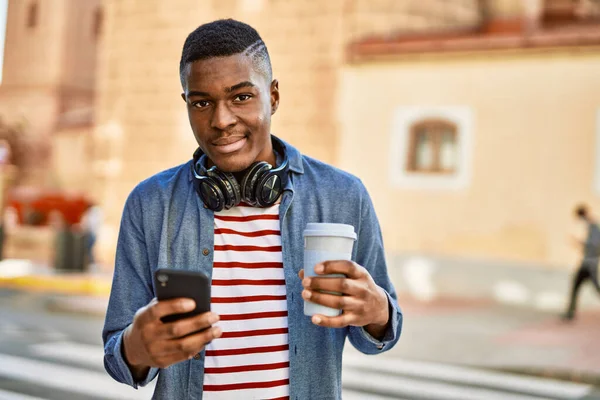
[211,136,247,154]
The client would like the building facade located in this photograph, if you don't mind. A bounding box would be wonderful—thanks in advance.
[2,1,600,295]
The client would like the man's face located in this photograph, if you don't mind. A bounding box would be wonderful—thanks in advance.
[181,54,279,172]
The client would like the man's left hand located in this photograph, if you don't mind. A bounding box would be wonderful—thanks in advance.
[298,261,390,338]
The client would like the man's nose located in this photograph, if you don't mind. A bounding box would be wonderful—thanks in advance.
[211,102,237,130]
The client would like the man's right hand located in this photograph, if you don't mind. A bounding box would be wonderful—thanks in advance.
[122,297,221,379]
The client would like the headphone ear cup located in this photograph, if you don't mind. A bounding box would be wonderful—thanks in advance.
[196,177,226,211]
[210,169,241,210]
[241,162,272,205]
[255,170,284,207]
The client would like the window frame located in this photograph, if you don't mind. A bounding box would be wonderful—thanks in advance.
[406,118,458,174]
[390,106,474,191]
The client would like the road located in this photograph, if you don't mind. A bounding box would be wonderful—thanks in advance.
[0,290,598,399]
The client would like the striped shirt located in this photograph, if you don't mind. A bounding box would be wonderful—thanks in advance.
[203,202,290,400]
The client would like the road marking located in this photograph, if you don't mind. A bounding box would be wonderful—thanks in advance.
[0,353,154,400]
[343,353,591,399]
[29,341,104,369]
[0,388,47,400]
[343,369,551,400]
[342,389,409,400]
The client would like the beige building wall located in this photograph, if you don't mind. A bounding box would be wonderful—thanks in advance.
[339,48,600,268]
[2,0,99,97]
[2,0,68,89]
[346,0,482,41]
[0,0,101,185]
[52,126,93,192]
[94,0,500,264]
[0,0,66,141]
[94,0,348,262]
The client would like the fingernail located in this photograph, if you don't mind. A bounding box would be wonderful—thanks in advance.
[183,299,196,310]
[302,290,312,299]
[313,316,322,324]
[302,278,311,287]
[212,327,222,337]
[315,264,324,273]
[209,314,219,324]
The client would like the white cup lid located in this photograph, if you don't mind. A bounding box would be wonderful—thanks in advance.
[303,223,357,240]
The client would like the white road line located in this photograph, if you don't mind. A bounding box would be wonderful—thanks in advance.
[0,354,154,400]
[342,389,409,400]
[343,369,551,400]
[29,341,104,369]
[0,388,47,400]
[343,353,591,399]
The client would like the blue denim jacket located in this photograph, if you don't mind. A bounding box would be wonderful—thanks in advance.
[102,136,403,400]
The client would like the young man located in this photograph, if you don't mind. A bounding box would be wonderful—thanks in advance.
[562,204,600,320]
[103,19,402,399]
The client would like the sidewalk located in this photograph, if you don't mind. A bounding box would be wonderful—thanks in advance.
[1,259,599,386]
[0,259,111,296]
[0,259,111,315]
[385,296,600,386]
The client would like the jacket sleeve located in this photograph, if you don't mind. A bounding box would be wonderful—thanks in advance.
[102,188,160,387]
[347,182,403,354]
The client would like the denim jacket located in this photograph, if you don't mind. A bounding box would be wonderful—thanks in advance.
[102,136,403,400]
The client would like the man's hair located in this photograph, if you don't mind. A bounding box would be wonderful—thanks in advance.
[575,204,588,219]
[179,19,272,87]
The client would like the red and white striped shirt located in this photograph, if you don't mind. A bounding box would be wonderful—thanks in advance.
[203,202,290,400]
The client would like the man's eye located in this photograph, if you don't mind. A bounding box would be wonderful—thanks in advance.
[192,100,210,108]
[234,94,252,102]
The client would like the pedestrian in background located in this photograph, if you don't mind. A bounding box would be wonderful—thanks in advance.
[79,202,102,269]
[562,204,600,320]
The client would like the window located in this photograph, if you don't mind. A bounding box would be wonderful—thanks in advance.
[407,119,458,174]
[390,106,473,190]
[92,7,103,39]
[26,1,38,29]
[543,0,600,26]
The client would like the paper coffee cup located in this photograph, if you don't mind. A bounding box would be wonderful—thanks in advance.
[303,223,357,317]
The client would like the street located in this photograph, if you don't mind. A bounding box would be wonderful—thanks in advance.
[1,290,599,400]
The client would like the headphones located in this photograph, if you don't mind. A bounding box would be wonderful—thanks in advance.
[191,137,289,211]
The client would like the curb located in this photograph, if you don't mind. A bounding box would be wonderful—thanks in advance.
[0,274,111,297]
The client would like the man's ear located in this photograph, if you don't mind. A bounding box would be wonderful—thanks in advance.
[270,79,279,115]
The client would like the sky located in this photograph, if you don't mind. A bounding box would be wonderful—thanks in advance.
[0,0,7,83]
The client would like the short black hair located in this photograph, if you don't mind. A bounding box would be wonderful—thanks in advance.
[179,19,272,87]
[575,204,588,219]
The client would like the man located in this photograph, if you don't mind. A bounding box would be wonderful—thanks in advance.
[103,19,402,399]
[562,204,600,320]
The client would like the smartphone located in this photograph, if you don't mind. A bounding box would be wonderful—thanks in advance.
[153,268,211,323]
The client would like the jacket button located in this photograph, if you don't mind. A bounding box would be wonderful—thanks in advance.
[193,353,201,360]
[202,249,210,256]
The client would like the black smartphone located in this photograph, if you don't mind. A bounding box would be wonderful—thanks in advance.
[153,268,211,323]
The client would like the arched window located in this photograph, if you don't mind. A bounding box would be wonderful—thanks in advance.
[407,119,458,174]
[27,1,38,29]
[92,7,103,39]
